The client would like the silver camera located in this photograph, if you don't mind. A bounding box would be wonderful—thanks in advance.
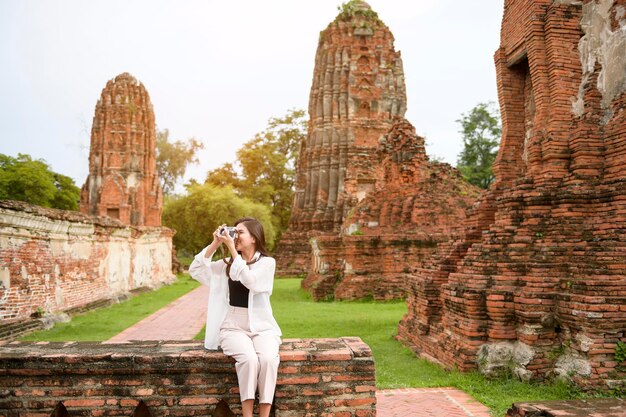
[219,226,238,238]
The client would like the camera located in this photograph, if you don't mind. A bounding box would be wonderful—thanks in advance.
[219,226,238,239]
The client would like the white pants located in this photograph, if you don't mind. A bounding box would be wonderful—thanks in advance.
[219,306,280,404]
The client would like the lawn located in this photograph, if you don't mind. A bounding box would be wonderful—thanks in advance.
[23,275,590,416]
[21,274,199,341]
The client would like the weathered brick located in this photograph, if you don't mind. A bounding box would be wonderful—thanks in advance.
[398,0,626,391]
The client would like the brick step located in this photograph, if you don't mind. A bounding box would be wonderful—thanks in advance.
[0,320,43,341]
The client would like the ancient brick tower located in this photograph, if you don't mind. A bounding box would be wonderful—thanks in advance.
[302,119,480,300]
[277,0,407,275]
[398,0,626,389]
[80,73,162,226]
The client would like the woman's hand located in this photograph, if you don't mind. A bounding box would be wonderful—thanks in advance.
[204,224,227,258]
[212,224,226,246]
[214,224,237,256]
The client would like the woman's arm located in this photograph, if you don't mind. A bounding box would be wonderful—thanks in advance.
[229,256,276,294]
[188,228,226,286]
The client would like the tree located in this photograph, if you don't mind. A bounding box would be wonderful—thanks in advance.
[205,163,240,189]
[156,129,204,195]
[205,109,307,239]
[456,102,501,189]
[0,153,80,210]
[162,183,276,255]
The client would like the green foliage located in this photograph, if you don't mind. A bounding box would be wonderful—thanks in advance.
[204,109,307,242]
[0,153,80,210]
[156,129,204,195]
[205,162,240,188]
[456,102,501,189]
[162,183,276,255]
[615,341,626,362]
[336,0,381,24]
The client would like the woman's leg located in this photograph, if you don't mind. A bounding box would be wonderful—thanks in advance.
[220,329,259,417]
[242,399,254,417]
[258,403,271,417]
[253,334,280,416]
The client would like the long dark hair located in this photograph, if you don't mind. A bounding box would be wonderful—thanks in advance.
[223,217,270,278]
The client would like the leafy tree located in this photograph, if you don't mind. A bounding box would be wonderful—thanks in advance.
[456,102,501,189]
[205,109,307,239]
[156,129,204,195]
[0,153,80,210]
[205,162,240,189]
[162,183,275,255]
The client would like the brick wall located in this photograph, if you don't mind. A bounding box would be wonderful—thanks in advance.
[398,0,626,390]
[0,200,174,323]
[0,337,376,417]
[301,119,480,301]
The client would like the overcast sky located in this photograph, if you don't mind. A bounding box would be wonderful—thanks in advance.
[0,0,505,188]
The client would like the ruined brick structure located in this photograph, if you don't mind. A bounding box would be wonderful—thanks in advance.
[0,200,174,326]
[303,119,480,300]
[80,73,162,226]
[276,1,407,276]
[398,0,626,390]
[0,337,376,417]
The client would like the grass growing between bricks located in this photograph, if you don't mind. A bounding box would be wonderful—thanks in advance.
[20,274,199,342]
[21,275,594,416]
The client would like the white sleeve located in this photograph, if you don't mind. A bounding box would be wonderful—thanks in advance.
[188,246,225,287]
[229,256,276,295]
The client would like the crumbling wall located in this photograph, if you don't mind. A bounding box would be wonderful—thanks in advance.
[0,337,376,417]
[0,200,174,322]
[398,0,626,390]
[302,119,480,300]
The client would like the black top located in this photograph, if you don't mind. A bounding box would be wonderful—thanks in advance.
[228,277,249,308]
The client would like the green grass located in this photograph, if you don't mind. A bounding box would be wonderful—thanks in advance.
[196,278,592,416]
[22,276,598,416]
[20,274,200,342]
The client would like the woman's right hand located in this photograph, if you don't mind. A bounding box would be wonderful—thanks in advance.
[212,224,227,246]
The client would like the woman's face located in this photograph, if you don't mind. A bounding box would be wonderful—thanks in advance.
[234,223,256,252]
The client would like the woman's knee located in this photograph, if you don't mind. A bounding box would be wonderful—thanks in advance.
[257,352,279,368]
[238,352,260,367]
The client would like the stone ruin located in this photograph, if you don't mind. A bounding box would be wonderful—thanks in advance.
[276,1,408,276]
[303,119,480,300]
[399,0,626,390]
[276,1,479,301]
[80,72,163,227]
[0,73,173,338]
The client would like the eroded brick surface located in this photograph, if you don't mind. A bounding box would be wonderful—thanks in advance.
[80,73,162,227]
[276,1,407,276]
[0,200,174,324]
[0,338,376,417]
[398,0,626,390]
[302,120,479,300]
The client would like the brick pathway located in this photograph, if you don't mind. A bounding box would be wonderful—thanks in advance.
[376,388,491,417]
[107,285,492,416]
[106,285,209,343]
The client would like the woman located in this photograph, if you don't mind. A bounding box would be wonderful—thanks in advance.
[189,217,282,417]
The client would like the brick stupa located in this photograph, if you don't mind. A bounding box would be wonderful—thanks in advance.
[276,0,407,275]
[303,119,480,300]
[80,73,162,226]
[398,0,626,389]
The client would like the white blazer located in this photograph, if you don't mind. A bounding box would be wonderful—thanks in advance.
[189,246,282,350]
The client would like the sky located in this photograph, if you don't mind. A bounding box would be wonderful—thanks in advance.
[0,0,505,189]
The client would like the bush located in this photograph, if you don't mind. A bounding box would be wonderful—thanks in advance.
[163,183,276,255]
